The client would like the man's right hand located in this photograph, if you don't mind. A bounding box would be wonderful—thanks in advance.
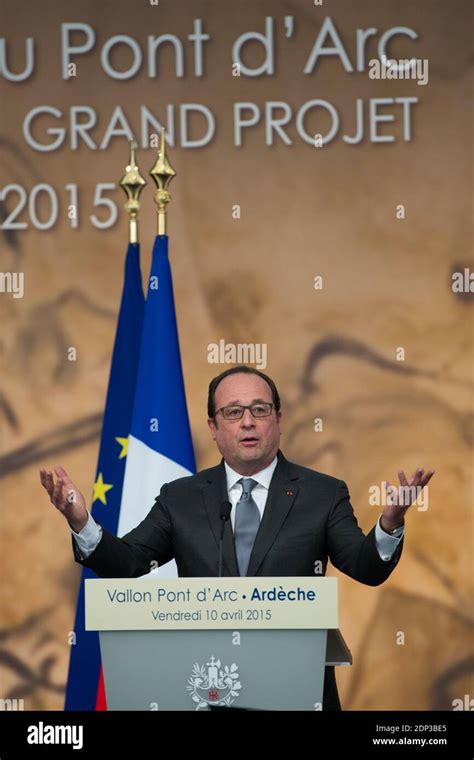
[39,465,88,533]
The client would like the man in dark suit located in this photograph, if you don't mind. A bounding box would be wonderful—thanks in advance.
[39,365,434,710]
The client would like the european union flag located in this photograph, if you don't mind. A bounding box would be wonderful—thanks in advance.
[65,243,145,710]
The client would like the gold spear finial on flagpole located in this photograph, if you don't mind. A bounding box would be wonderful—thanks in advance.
[120,139,146,244]
[149,127,176,235]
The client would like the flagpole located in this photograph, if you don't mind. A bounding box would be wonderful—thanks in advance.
[149,127,176,236]
[120,140,146,244]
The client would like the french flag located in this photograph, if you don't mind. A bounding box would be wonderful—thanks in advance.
[118,234,196,575]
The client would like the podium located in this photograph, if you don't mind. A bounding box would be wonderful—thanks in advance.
[85,576,352,711]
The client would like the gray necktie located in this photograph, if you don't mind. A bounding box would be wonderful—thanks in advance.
[234,478,261,576]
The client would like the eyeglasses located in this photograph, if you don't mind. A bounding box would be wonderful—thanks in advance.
[215,403,275,421]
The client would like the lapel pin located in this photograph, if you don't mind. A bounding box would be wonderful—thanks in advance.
[286,490,293,496]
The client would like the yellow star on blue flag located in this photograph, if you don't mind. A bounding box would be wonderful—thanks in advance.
[115,436,129,459]
[92,473,113,505]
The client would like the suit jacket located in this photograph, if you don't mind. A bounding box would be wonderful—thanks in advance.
[73,449,403,710]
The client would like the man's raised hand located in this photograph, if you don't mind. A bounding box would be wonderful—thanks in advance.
[39,465,88,533]
[381,468,435,532]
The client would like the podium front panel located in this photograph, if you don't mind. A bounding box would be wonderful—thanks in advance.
[99,628,327,711]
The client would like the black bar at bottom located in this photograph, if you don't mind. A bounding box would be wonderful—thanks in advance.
[0,709,472,757]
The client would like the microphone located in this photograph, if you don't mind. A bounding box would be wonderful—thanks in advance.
[218,501,232,577]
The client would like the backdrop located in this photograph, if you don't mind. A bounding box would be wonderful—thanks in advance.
[1,0,472,710]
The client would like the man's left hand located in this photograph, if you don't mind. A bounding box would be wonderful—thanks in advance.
[380,468,435,533]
